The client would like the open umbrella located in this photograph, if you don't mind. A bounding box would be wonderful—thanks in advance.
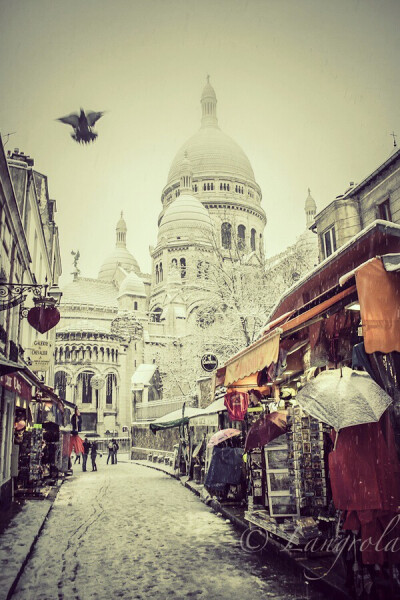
[296,367,392,432]
[207,428,241,447]
[245,411,287,452]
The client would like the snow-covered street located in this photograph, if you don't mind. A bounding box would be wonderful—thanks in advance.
[12,460,329,600]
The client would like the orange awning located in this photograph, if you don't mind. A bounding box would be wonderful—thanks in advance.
[280,285,357,334]
[224,329,281,386]
[356,257,400,353]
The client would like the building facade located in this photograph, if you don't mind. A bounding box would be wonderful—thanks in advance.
[0,140,62,506]
[312,147,400,262]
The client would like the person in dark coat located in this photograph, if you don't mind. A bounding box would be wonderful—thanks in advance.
[112,439,119,464]
[90,441,98,472]
[82,437,91,472]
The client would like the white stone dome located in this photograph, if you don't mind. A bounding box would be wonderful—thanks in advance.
[158,193,213,242]
[98,247,140,281]
[118,271,146,298]
[167,127,255,186]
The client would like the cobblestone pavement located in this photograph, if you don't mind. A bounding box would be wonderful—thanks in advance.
[12,461,331,600]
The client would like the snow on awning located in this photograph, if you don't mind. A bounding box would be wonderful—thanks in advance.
[224,329,281,387]
[150,406,206,433]
[339,253,400,286]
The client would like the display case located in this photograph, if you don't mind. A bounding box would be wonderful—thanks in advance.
[264,440,300,517]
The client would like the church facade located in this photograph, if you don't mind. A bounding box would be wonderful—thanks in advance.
[54,79,316,437]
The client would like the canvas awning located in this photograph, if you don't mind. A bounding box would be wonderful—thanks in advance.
[224,329,281,387]
[355,257,400,353]
[0,356,24,376]
[149,406,206,433]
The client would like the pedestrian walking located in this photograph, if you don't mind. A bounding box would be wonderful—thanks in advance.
[82,437,91,472]
[107,440,114,464]
[91,441,98,471]
[112,438,119,464]
[74,452,81,464]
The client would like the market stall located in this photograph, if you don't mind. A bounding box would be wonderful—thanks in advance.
[218,233,400,598]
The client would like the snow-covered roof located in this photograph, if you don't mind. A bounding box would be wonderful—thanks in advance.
[61,277,118,308]
[131,364,157,388]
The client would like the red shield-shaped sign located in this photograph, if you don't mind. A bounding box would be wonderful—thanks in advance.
[27,306,60,334]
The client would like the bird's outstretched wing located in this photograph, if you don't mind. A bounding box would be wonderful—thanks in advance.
[57,113,80,128]
[86,111,105,127]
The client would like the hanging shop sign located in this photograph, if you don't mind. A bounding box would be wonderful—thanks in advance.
[27,305,60,334]
[201,353,218,372]
[26,340,54,372]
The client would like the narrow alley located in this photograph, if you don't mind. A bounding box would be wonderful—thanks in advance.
[11,461,330,600]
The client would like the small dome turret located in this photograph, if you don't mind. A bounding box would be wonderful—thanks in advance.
[305,188,317,226]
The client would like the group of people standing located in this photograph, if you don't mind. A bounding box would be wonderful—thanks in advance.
[73,438,119,472]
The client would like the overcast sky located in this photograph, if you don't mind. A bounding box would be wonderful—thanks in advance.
[1,0,399,284]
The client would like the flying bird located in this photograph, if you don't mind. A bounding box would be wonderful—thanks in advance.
[57,108,105,144]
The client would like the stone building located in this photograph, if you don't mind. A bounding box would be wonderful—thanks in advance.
[312,146,400,261]
[55,79,316,439]
[0,141,61,506]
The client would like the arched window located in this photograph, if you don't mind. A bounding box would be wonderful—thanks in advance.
[151,307,162,322]
[171,258,178,268]
[77,370,94,404]
[159,262,163,282]
[250,228,256,252]
[106,373,117,405]
[211,183,214,190]
[220,183,223,190]
[238,225,246,251]
[180,257,186,278]
[227,184,230,191]
[134,301,138,310]
[221,222,232,249]
[259,233,263,254]
[203,183,206,191]
[54,371,68,401]
[155,264,159,284]
[197,261,202,278]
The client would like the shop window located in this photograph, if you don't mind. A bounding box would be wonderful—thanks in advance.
[238,225,246,251]
[221,222,232,249]
[250,228,256,252]
[378,199,392,222]
[106,373,116,405]
[321,226,337,259]
[180,257,186,278]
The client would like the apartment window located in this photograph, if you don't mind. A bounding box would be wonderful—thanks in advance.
[378,199,392,222]
[322,226,337,259]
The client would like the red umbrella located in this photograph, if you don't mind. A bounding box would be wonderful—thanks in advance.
[245,411,287,452]
[69,434,84,456]
[207,428,241,447]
